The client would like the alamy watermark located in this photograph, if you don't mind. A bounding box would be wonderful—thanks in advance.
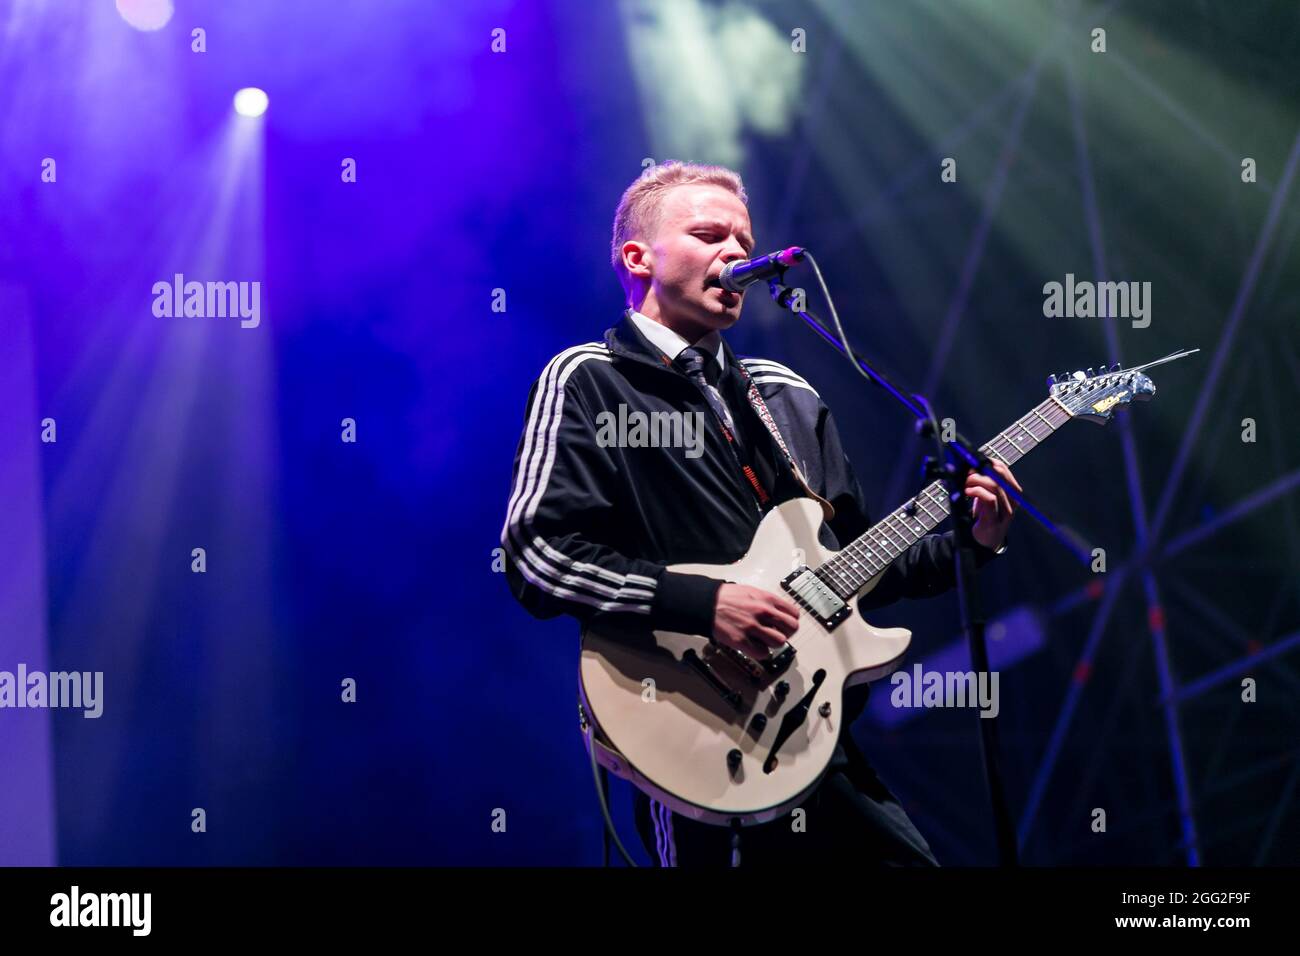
[889,664,1000,718]
[595,404,705,459]
[1042,273,1150,328]
[151,273,261,328]
[0,664,103,718]
[50,886,150,936]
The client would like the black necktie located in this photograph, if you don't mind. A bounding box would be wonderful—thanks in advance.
[677,345,737,438]
[679,345,775,511]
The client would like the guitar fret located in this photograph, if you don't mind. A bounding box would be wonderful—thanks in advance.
[852,554,883,574]
[865,540,886,567]
[846,554,879,580]
[834,560,862,586]
[827,544,878,597]
[835,547,858,574]
[823,565,853,591]
[880,520,909,549]
[846,554,872,579]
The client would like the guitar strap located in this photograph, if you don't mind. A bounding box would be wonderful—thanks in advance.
[731,358,836,523]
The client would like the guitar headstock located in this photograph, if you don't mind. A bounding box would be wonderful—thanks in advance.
[1047,363,1155,424]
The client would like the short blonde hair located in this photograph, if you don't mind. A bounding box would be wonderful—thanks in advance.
[611,161,748,295]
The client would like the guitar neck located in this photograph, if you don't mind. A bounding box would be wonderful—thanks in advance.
[818,395,1072,600]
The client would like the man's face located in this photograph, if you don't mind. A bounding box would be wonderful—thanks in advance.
[633,183,754,337]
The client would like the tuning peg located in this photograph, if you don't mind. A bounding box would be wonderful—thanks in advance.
[1111,362,1122,372]
[1072,370,1087,382]
[1086,367,1096,377]
[1046,373,1057,387]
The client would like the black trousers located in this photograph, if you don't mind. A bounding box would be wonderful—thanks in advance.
[633,735,939,867]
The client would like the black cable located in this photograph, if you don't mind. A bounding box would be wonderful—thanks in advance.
[587,723,639,867]
[805,252,874,392]
[600,766,610,867]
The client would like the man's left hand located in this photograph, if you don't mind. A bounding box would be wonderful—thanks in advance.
[966,459,1021,552]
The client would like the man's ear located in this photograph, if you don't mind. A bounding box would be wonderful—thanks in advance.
[621,239,652,281]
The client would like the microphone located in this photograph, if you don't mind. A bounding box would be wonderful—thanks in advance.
[718,246,806,293]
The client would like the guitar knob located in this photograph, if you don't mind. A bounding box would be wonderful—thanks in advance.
[818,702,832,718]
[727,749,743,772]
[750,713,767,732]
[775,680,790,701]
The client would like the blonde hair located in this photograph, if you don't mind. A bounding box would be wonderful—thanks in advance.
[611,161,748,296]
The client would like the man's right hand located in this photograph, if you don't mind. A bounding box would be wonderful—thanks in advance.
[711,582,800,654]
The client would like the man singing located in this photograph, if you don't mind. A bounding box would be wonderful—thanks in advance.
[501,161,1021,866]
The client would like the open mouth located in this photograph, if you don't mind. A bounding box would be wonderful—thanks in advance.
[704,275,740,305]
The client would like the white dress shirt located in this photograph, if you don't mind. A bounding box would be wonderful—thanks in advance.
[628,310,726,374]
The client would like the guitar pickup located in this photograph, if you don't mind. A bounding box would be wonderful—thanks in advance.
[781,567,852,631]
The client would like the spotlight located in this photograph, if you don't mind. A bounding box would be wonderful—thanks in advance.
[233,88,269,118]
[116,0,174,31]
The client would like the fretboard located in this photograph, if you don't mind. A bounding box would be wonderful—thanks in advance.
[817,395,1071,599]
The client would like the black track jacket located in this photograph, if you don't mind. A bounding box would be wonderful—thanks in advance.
[501,313,1000,645]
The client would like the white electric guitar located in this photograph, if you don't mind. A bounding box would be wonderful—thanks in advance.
[578,355,1190,827]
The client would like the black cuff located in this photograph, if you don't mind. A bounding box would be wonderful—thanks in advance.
[651,571,723,638]
[972,535,1007,569]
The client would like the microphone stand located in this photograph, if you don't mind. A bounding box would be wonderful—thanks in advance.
[765,273,1092,867]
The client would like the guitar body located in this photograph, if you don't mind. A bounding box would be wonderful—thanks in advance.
[579,497,912,827]
[575,356,1172,829]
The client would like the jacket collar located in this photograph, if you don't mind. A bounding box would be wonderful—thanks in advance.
[605,310,742,374]
[627,310,725,373]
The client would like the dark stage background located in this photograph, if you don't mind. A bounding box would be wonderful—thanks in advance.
[1,0,1297,866]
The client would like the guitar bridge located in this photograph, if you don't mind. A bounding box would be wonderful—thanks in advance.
[713,641,796,682]
[780,567,851,631]
[682,648,744,710]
